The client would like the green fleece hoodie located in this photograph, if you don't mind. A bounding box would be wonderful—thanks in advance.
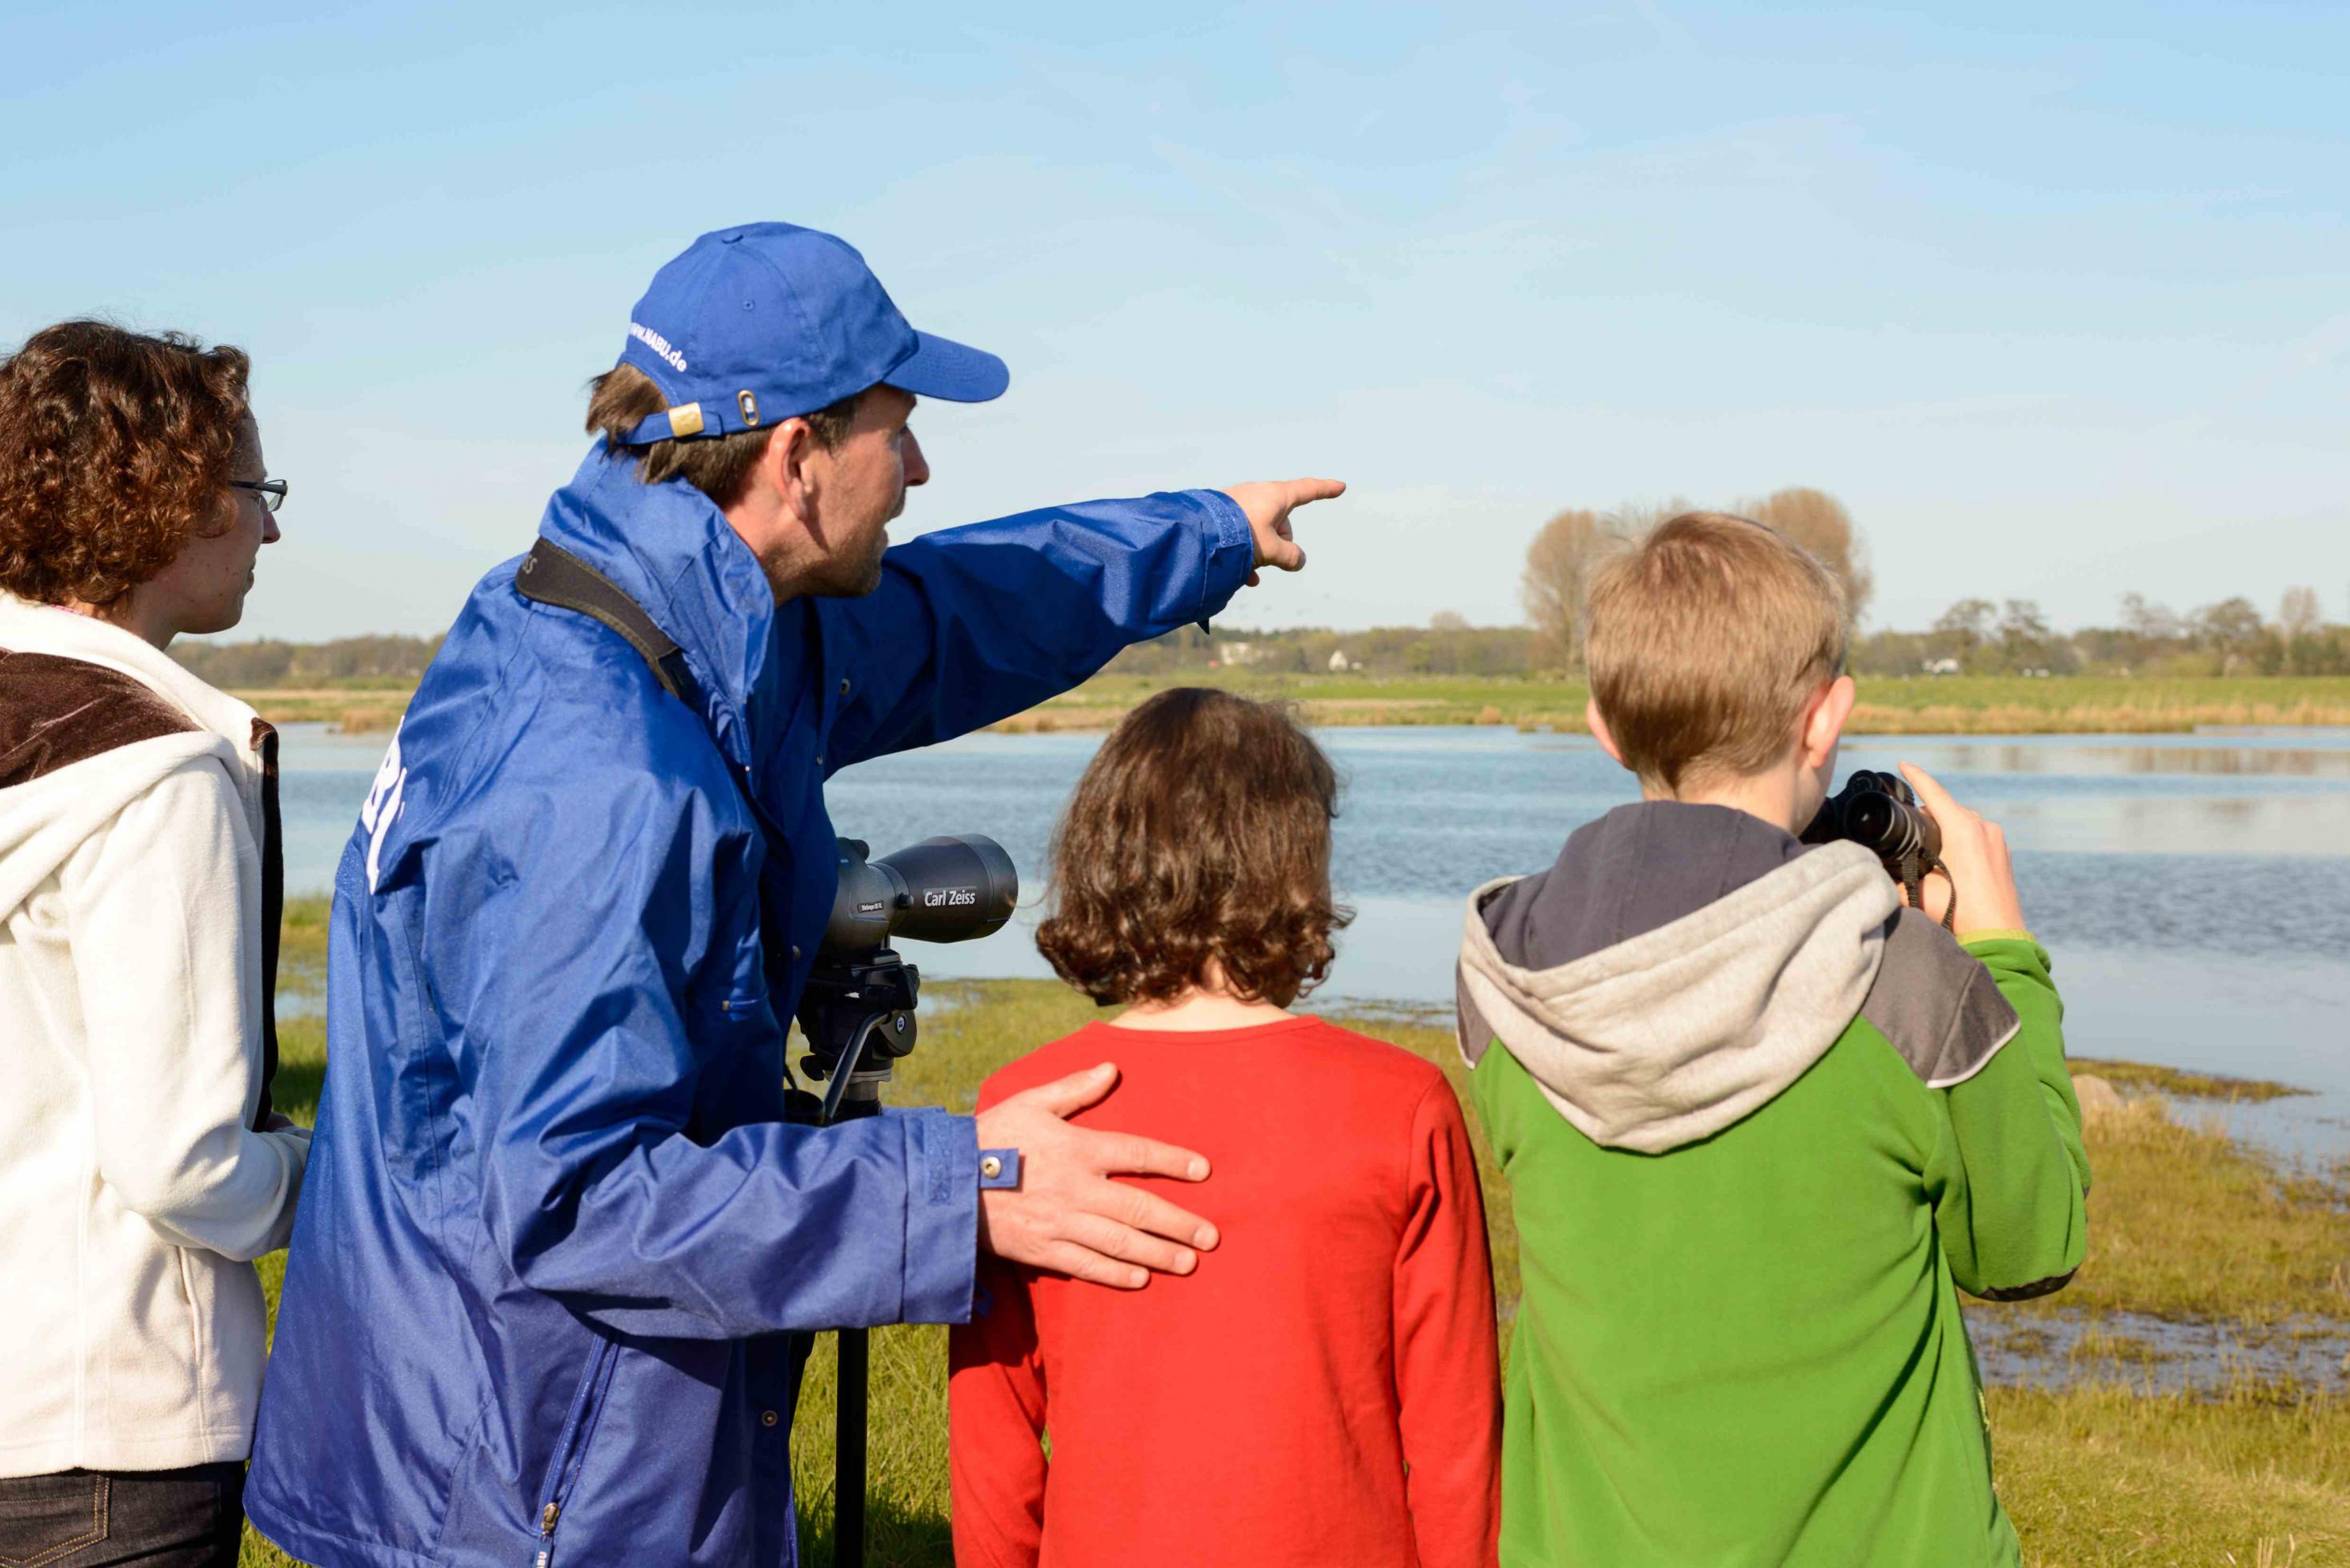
[1458,801,2088,1567]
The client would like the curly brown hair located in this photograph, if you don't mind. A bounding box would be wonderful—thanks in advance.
[1036,687,1351,1009]
[0,321,252,608]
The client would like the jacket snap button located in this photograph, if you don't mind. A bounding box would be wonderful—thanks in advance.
[791,945,803,961]
[980,1155,1003,1180]
[761,1410,779,1428]
[839,678,850,694]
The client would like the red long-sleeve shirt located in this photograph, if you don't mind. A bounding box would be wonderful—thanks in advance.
[949,1016,1500,1567]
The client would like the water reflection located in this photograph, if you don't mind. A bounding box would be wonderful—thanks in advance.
[1925,740,2350,778]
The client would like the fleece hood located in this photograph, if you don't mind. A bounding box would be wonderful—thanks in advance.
[1456,801,1903,1154]
[0,594,262,920]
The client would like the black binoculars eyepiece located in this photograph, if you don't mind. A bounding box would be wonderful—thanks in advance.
[1802,770,1944,892]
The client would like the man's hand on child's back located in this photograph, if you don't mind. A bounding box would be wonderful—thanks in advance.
[1899,763,2030,938]
[975,1062,1222,1290]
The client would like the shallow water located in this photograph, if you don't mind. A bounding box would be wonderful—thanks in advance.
[280,722,2350,1157]
[1969,1307,2350,1396]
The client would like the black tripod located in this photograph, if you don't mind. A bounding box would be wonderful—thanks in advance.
[795,947,923,1568]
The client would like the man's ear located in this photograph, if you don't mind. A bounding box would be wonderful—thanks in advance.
[1800,674,1857,769]
[756,418,819,526]
[1586,697,1630,770]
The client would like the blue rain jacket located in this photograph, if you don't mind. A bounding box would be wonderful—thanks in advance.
[245,446,1252,1568]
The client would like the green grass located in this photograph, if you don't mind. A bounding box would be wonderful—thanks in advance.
[242,908,2350,1566]
[999,670,2350,735]
[1971,1095,2350,1330]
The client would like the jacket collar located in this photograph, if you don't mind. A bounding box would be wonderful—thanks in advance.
[0,591,265,771]
[536,446,793,772]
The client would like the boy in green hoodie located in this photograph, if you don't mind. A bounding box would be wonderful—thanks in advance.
[1458,512,2088,1566]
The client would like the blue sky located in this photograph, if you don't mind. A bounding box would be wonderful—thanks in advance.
[5,1,2344,641]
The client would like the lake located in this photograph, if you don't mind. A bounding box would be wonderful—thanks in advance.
[282,723,2350,1158]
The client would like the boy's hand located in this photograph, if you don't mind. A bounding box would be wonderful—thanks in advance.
[1899,763,2030,938]
[1223,478,1346,586]
[975,1063,1221,1290]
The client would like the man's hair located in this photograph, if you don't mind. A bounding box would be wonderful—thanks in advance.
[583,362,858,509]
[1583,510,1848,790]
[1037,687,1351,1009]
[0,320,251,608]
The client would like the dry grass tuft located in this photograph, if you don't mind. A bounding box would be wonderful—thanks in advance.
[2072,1056,2308,1103]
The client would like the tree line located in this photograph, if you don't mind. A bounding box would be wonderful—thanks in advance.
[175,493,2350,684]
[171,634,442,689]
[1857,590,2350,678]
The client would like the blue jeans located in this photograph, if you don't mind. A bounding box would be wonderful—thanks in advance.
[0,1465,243,1568]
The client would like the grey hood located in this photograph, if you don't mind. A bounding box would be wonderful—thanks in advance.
[1456,801,1902,1154]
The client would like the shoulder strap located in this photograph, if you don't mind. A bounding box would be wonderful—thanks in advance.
[514,538,703,708]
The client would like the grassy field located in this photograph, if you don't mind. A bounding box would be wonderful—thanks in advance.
[255,672,2350,739]
[1003,671,2350,736]
[243,911,2350,1566]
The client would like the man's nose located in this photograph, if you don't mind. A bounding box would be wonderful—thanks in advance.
[263,513,282,546]
[903,430,931,489]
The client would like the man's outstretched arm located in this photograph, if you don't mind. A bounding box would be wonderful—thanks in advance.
[808,478,1343,771]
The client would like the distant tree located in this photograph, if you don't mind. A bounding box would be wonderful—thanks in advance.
[1996,599,2068,673]
[1851,629,1935,677]
[1520,506,1614,670]
[1929,598,1997,668]
[2280,586,2324,642]
[2195,597,2270,674]
[2196,597,2265,648]
[2119,593,2185,642]
[1603,496,1698,540]
[1740,487,1875,628]
[1429,610,1470,631]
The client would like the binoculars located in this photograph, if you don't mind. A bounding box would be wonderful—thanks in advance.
[1801,770,1944,897]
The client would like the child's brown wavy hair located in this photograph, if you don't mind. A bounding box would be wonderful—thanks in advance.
[1037,686,1350,1009]
[0,321,252,609]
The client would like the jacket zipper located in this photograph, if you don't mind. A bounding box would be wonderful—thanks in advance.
[531,1335,619,1568]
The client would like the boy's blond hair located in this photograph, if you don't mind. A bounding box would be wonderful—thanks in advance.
[1583,511,1848,790]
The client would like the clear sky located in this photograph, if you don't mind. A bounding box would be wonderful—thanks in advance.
[5,1,2343,642]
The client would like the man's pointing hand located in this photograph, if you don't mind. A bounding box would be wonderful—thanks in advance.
[975,1063,1220,1290]
[1223,477,1346,586]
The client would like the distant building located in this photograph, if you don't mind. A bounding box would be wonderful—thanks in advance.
[1923,658,1961,676]
[1217,640,1261,667]
[1328,650,1354,673]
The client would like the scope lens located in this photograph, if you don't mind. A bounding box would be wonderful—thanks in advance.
[872,835,1019,946]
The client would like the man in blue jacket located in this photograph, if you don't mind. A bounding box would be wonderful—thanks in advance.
[246,222,1343,1568]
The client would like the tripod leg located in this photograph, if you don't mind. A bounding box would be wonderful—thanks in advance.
[835,1327,867,1568]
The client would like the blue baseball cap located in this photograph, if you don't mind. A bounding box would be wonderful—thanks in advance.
[613,222,1009,446]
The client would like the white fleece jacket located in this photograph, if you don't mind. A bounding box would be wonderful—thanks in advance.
[0,594,310,1477]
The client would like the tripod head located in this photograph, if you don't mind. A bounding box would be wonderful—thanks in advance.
[795,835,1018,1125]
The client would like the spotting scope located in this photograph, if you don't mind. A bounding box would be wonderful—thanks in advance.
[820,834,1019,954]
[796,834,1019,1568]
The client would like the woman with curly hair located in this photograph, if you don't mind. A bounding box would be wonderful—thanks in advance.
[0,321,308,1566]
[948,686,1502,1568]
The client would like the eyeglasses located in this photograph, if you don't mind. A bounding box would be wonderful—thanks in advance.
[230,478,289,514]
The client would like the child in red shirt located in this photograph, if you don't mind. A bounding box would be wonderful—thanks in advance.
[949,687,1500,1567]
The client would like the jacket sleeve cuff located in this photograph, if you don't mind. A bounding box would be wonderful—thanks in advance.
[897,1107,981,1325]
[1188,489,1255,630]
